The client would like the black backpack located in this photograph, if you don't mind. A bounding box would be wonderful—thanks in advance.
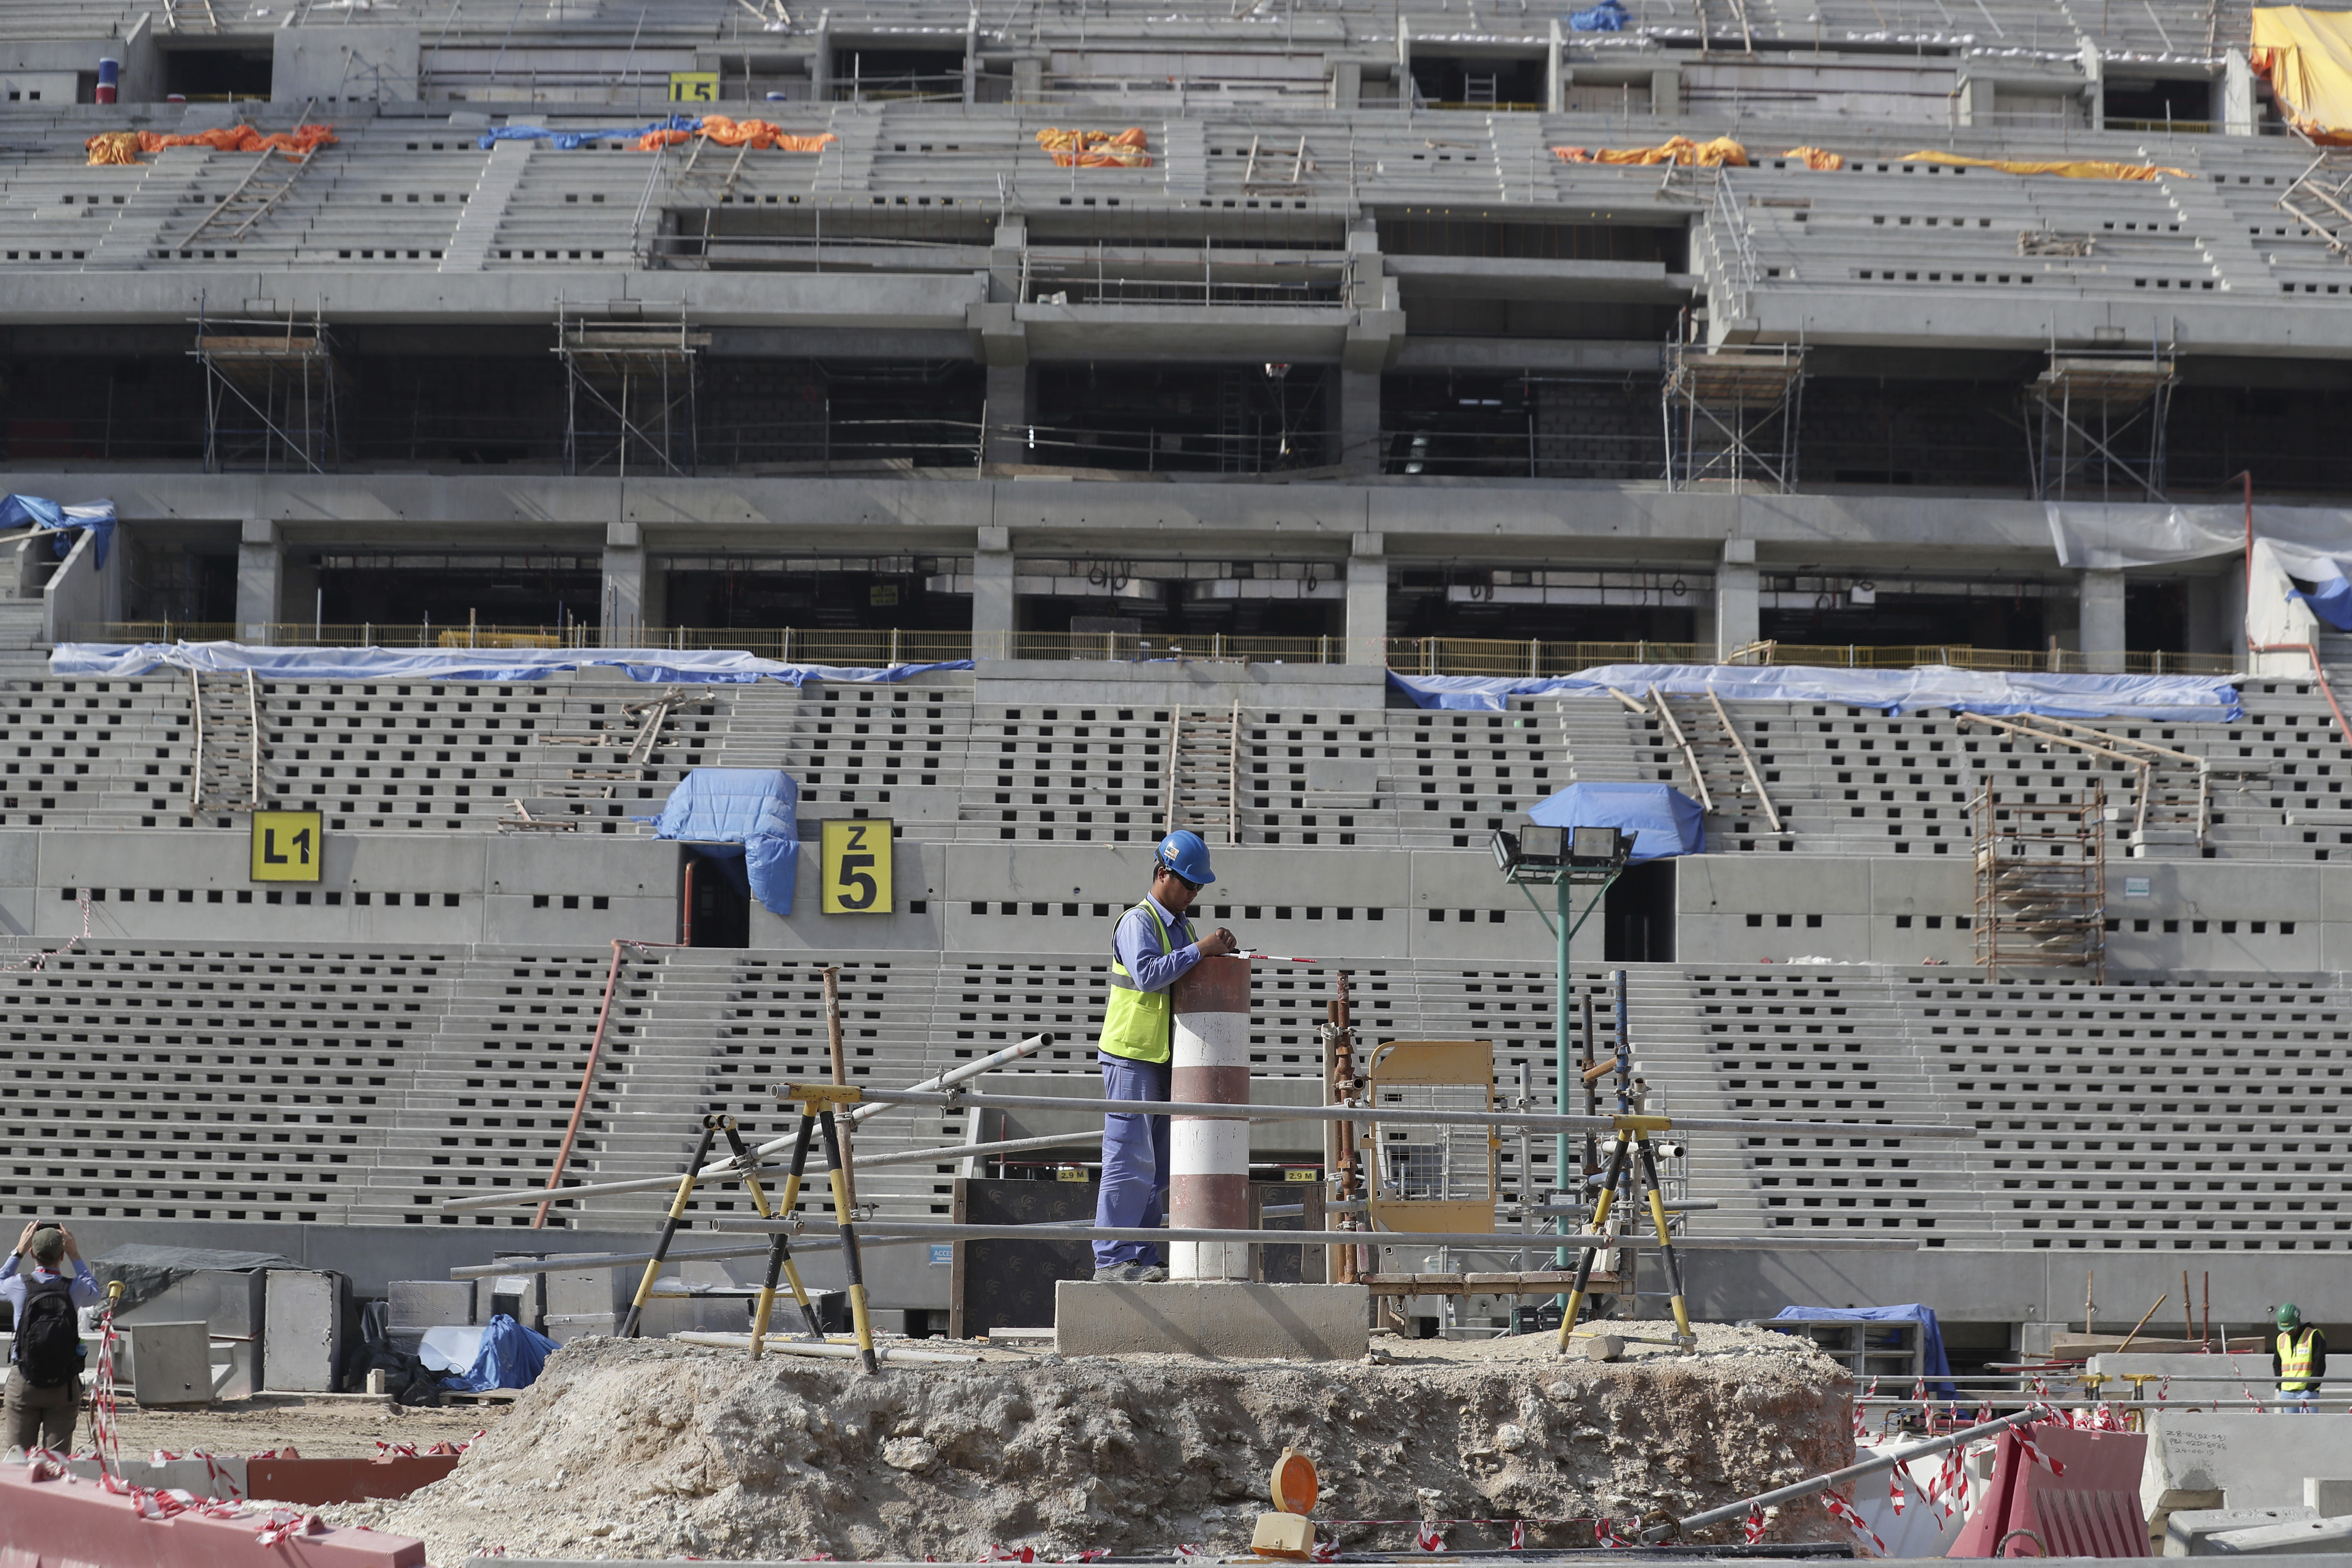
[13,1275,82,1390]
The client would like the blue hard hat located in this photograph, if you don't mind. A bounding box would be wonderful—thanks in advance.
[1156,830,1215,885]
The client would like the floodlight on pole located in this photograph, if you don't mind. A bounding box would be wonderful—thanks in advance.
[1492,818,1632,1300]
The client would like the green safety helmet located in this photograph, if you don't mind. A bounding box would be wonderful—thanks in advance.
[2278,1302,2304,1331]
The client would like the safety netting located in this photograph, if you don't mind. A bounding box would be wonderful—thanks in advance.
[1035,127,1151,167]
[476,114,836,153]
[51,641,973,686]
[85,124,337,167]
[1387,664,2242,723]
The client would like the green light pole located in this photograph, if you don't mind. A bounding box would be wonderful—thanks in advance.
[1494,825,1625,1285]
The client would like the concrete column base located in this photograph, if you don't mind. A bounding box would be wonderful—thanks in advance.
[1054,1281,1369,1360]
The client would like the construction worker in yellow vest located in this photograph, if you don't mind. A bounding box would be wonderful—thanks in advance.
[1091,830,1237,1284]
[2275,1303,2327,1412]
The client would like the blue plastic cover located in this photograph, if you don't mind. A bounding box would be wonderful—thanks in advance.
[0,494,115,567]
[1771,1304,1956,1398]
[441,1313,560,1393]
[1386,663,2242,723]
[652,768,800,916]
[1567,0,1628,29]
[478,114,701,150]
[50,640,972,687]
[1526,782,1704,862]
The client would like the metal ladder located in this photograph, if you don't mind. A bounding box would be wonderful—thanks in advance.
[190,669,264,813]
[1162,701,1241,845]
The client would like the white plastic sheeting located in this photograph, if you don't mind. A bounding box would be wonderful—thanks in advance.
[50,640,975,686]
[2046,500,2352,630]
[1386,662,2242,722]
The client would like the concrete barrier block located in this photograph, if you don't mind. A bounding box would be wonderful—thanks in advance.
[2145,1415,2352,1515]
[386,1280,474,1329]
[2166,1507,2316,1556]
[2313,1482,2352,1516]
[1054,1282,1369,1360]
[127,1320,212,1407]
[2203,1515,2352,1556]
[0,1464,426,1566]
[542,1312,616,1345]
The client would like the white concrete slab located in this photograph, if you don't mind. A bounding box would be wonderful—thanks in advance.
[1054,1281,1368,1360]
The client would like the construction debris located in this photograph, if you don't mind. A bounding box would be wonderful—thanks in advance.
[331,1326,1848,1564]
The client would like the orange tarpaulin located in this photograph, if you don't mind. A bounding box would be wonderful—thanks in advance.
[1894,150,2190,180]
[1035,126,1151,167]
[1553,134,1749,167]
[633,117,836,153]
[2252,7,2352,143]
[1782,145,1844,170]
[87,123,338,166]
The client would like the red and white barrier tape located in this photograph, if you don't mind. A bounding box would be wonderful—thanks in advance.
[1820,1490,1887,1556]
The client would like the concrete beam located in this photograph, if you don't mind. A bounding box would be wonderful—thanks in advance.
[1385,255,1691,303]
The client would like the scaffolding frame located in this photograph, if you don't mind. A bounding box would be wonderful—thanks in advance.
[1661,342,1806,493]
[2278,150,2352,259]
[191,301,341,474]
[2026,346,2176,502]
[555,297,707,478]
[1973,781,2107,983]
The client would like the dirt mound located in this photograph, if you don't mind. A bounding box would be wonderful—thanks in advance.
[333,1326,1850,1565]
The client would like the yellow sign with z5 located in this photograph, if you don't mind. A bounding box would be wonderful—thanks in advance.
[251,810,323,882]
[820,818,892,914]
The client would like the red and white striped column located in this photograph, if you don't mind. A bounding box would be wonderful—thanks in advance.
[1169,954,1253,1281]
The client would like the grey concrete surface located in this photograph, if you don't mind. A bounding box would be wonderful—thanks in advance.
[1053,1280,1371,1359]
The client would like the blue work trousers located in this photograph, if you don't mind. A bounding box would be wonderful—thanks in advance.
[1093,1053,1170,1269]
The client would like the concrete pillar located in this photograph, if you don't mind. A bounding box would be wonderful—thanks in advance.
[236,518,282,646]
[1546,19,1564,113]
[1338,368,1380,477]
[1329,58,1361,110]
[1346,532,1387,665]
[973,524,1014,661]
[1956,76,1996,127]
[2079,568,2128,671]
[1011,55,1043,103]
[1714,539,1759,661]
[2224,49,2257,135]
[603,521,652,645]
[1170,956,1252,1282]
[1650,66,1680,116]
[809,27,833,103]
[984,362,1028,468]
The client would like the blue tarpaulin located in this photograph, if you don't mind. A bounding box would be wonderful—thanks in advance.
[1386,663,2242,723]
[651,768,800,916]
[1567,0,1629,28]
[51,641,974,687]
[441,1313,560,1393]
[0,494,115,568]
[1526,782,1704,862]
[1771,1304,1957,1398]
[478,114,701,150]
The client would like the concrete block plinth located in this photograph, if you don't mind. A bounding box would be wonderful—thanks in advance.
[1054,1281,1369,1360]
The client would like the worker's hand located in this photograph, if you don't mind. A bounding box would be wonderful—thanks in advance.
[12,1220,32,1256]
[1197,928,1239,959]
[58,1227,78,1261]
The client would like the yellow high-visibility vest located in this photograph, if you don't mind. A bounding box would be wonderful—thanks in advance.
[1099,900,1175,1065]
[2279,1327,2320,1393]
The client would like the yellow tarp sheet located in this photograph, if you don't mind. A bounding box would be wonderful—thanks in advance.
[2252,6,2352,143]
[1894,150,2191,180]
[1553,134,1748,166]
[1782,145,1844,170]
[1035,127,1151,167]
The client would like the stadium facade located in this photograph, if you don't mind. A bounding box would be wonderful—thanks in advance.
[3,0,2351,1357]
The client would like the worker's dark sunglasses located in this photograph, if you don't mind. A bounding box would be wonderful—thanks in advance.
[1164,869,1203,893]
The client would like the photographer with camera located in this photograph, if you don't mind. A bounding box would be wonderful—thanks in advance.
[3,1221,101,1454]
